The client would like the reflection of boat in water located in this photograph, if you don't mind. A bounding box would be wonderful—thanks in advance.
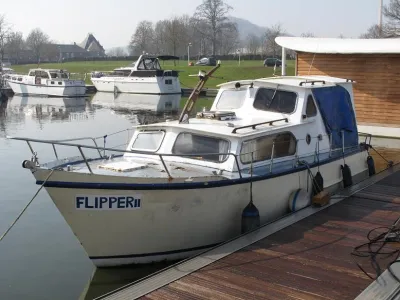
[78,262,174,300]
[3,95,90,122]
[91,92,181,113]
[91,92,181,124]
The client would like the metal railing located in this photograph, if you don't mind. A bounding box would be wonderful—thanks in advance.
[7,129,370,180]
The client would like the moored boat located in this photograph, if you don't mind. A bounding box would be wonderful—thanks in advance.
[6,68,86,97]
[90,55,181,95]
[9,65,371,267]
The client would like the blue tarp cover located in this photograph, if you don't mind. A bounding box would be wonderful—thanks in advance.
[312,85,358,149]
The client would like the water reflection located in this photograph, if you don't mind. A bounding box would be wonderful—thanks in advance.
[79,262,175,300]
[91,92,181,124]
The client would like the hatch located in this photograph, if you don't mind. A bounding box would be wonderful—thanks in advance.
[196,111,236,121]
[98,161,148,172]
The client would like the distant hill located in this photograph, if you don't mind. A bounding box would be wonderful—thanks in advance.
[229,17,267,40]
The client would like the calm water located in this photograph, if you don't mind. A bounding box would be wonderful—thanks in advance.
[0,93,210,300]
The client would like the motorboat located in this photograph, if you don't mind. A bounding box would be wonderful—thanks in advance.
[6,68,86,97]
[9,64,371,267]
[90,55,181,95]
[1,67,16,89]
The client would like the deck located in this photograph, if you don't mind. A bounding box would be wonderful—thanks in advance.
[96,165,400,300]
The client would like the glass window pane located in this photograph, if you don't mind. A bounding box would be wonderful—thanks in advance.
[216,90,247,109]
[131,131,164,151]
[240,132,296,164]
[253,88,297,114]
[172,133,230,163]
[306,95,317,117]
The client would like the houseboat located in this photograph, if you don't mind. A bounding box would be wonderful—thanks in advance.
[9,70,370,267]
[6,68,86,97]
[90,55,181,95]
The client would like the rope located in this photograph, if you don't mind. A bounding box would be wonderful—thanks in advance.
[0,169,55,242]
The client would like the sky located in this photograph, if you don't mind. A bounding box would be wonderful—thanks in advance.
[1,0,390,49]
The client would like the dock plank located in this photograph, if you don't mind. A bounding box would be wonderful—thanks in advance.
[98,166,400,300]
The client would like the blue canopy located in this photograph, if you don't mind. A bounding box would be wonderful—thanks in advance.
[312,85,358,150]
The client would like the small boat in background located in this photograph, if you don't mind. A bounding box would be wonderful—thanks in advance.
[90,55,181,95]
[6,68,86,97]
[1,67,16,89]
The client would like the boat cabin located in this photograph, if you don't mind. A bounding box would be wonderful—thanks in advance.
[121,76,359,176]
[94,55,180,78]
[27,69,70,80]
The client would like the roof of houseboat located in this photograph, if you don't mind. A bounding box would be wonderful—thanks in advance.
[136,117,294,137]
[217,75,355,89]
[276,36,400,54]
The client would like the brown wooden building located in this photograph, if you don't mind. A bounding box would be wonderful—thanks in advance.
[276,37,400,130]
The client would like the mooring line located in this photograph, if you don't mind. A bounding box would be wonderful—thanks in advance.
[0,169,55,242]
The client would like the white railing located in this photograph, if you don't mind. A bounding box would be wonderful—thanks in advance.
[7,130,370,180]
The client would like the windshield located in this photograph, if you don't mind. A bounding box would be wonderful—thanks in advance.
[253,88,297,114]
[216,89,247,109]
[131,130,165,152]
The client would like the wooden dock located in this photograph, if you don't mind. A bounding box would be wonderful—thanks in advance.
[96,164,400,300]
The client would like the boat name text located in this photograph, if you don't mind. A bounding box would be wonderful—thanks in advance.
[75,195,141,210]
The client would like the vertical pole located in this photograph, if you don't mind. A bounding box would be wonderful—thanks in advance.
[379,0,383,34]
[187,45,189,66]
[281,47,287,76]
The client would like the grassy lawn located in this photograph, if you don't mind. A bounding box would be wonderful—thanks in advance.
[11,59,296,89]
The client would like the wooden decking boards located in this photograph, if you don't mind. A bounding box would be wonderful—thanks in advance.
[97,165,400,300]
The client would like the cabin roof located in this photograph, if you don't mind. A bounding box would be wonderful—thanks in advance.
[137,117,293,137]
[28,68,67,72]
[276,36,400,54]
[217,75,353,89]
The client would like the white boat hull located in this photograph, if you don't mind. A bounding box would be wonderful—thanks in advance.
[8,81,86,97]
[33,150,368,267]
[91,76,181,95]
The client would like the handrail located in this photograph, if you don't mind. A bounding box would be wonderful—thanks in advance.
[8,136,242,178]
[232,118,289,134]
[8,130,369,178]
[299,80,326,86]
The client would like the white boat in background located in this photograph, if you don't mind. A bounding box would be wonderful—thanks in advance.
[90,55,181,95]
[7,68,86,97]
[10,64,372,267]
[1,67,16,89]
[91,92,181,113]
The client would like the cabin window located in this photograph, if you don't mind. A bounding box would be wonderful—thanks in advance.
[216,89,247,109]
[172,133,230,163]
[131,130,165,152]
[40,71,49,79]
[306,95,317,117]
[28,71,35,76]
[240,132,297,164]
[253,88,297,114]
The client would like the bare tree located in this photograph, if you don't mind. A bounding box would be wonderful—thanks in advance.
[338,34,345,38]
[0,14,11,66]
[194,0,233,55]
[264,23,285,57]
[153,20,167,54]
[359,24,387,38]
[301,32,315,37]
[26,28,50,63]
[5,31,24,63]
[382,0,400,36]
[217,22,239,55]
[246,34,261,57]
[164,17,186,57]
[129,20,154,55]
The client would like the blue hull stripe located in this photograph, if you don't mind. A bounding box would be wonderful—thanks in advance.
[36,149,364,190]
[89,242,221,260]
[291,189,301,212]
